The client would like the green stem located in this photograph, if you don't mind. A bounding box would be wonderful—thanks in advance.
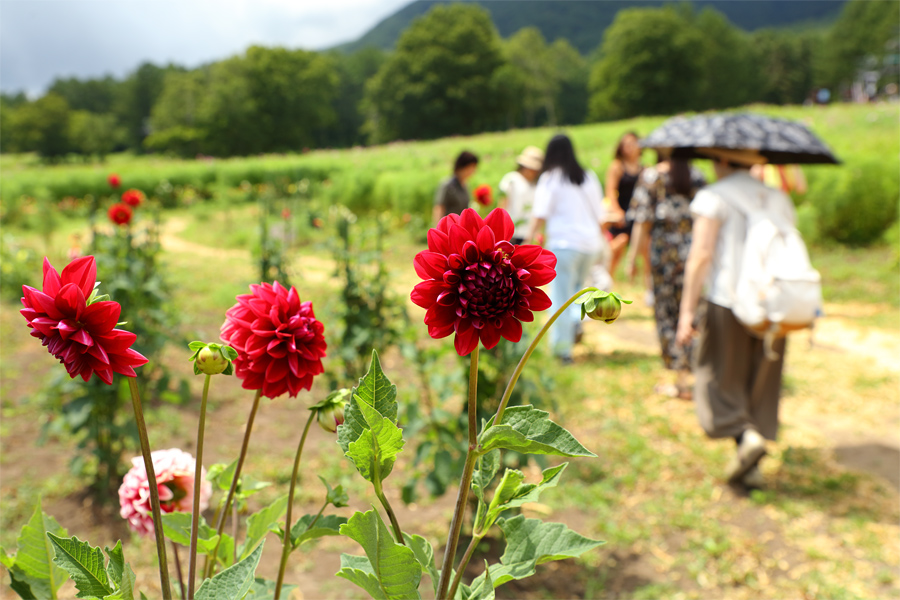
[273,410,316,600]
[187,374,211,600]
[373,478,405,546]
[127,377,172,600]
[204,389,262,579]
[448,534,483,600]
[305,501,327,532]
[436,346,480,600]
[493,287,597,426]
[171,542,185,600]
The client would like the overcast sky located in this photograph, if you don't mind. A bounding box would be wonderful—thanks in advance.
[0,0,411,96]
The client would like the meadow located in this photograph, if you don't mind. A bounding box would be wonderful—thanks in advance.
[1,103,898,599]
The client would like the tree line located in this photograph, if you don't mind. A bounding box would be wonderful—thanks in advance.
[1,0,896,160]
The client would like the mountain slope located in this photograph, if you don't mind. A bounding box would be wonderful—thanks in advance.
[336,0,845,55]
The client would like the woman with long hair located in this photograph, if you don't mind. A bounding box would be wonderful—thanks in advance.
[627,152,706,398]
[527,134,606,364]
[605,132,647,288]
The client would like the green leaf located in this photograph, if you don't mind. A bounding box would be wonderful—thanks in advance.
[345,401,405,482]
[482,464,567,532]
[104,541,124,586]
[161,512,219,554]
[46,534,114,599]
[207,461,238,492]
[471,450,501,503]
[7,565,42,599]
[14,505,68,597]
[337,509,421,599]
[289,514,347,549]
[403,533,439,597]
[240,495,287,560]
[338,350,398,456]
[319,475,350,507]
[195,541,264,600]
[479,406,595,458]
[243,577,297,600]
[0,546,15,569]
[468,516,604,592]
[465,562,495,600]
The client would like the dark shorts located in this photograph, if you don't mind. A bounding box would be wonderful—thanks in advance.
[608,220,634,239]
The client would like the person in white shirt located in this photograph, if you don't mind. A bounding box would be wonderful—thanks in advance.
[498,146,544,244]
[676,148,796,489]
[528,134,605,364]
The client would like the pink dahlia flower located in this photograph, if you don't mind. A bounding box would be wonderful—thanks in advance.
[20,256,148,384]
[118,448,212,536]
[411,208,557,356]
[220,282,326,399]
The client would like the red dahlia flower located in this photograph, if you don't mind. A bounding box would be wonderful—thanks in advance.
[220,282,326,398]
[108,203,132,225]
[411,208,556,356]
[108,173,121,188]
[474,184,492,206]
[121,189,144,207]
[20,256,149,384]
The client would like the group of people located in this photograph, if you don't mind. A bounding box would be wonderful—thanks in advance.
[434,133,802,488]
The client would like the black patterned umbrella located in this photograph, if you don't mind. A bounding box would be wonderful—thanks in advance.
[640,113,840,165]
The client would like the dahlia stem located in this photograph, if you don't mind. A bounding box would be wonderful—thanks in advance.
[187,374,211,600]
[274,410,315,600]
[171,542,185,600]
[436,346,479,600]
[127,377,173,600]
[204,389,262,579]
[493,287,597,426]
[373,475,405,546]
[448,533,484,600]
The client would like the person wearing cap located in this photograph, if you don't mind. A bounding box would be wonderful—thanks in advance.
[498,146,544,244]
[675,147,796,489]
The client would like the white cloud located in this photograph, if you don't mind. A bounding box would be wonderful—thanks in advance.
[0,0,409,95]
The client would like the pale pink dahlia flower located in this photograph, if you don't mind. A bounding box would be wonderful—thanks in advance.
[118,448,212,536]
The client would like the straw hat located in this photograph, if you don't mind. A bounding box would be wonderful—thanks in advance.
[695,147,767,166]
[516,146,544,171]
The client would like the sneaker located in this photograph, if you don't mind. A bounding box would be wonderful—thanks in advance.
[725,429,766,484]
[742,465,765,490]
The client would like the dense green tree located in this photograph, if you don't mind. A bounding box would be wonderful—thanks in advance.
[327,48,387,147]
[588,7,706,120]
[750,29,820,104]
[824,0,900,89]
[692,9,758,109]
[362,4,506,143]
[5,93,72,159]
[549,38,589,125]
[48,76,120,114]
[503,28,559,127]
[144,70,206,156]
[68,110,126,160]
[115,62,181,150]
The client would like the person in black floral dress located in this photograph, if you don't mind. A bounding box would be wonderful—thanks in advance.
[626,154,706,398]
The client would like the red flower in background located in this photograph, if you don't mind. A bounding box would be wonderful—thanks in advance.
[474,184,492,206]
[411,208,557,356]
[121,189,144,207]
[20,256,148,384]
[108,173,121,188]
[220,282,326,398]
[108,203,132,225]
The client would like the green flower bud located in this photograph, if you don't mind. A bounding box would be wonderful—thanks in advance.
[576,290,632,324]
[188,341,238,376]
[311,388,351,434]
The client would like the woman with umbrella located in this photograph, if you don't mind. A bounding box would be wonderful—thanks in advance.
[643,113,838,489]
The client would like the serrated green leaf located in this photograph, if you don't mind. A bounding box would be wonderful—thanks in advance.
[207,461,238,492]
[338,351,398,456]
[319,475,350,507]
[240,495,287,560]
[289,514,347,548]
[243,577,297,600]
[472,450,501,503]
[345,401,405,482]
[468,516,604,592]
[14,505,69,597]
[46,534,113,599]
[7,565,44,599]
[337,555,383,599]
[160,512,219,554]
[482,464,567,531]
[337,509,421,599]
[466,562,495,600]
[403,533,439,597]
[195,541,264,600]
[104,541,124,586]
[479,406,595,458]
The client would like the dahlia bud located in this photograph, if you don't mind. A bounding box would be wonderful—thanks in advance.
[311,388,351,433]
[577,290,632,324]
[188,341,237,376]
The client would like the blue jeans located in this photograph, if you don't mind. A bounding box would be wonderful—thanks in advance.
[548,248,597,359]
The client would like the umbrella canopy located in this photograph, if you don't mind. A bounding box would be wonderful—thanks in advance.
[640,113,840,165]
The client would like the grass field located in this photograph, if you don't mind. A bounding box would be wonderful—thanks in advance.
[1,103,898,599]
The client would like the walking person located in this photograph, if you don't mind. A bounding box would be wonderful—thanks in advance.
[626,153,706,399]
[498,146,544,244]
[433,151,479,224]
[528,134,606,364]
[676,148,796,489]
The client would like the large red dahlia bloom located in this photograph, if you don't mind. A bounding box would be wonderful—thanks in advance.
[220,282,326,398]
[411,208,557,356]
[20,256,148,384]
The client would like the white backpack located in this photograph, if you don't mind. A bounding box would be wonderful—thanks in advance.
[729,190,822,359]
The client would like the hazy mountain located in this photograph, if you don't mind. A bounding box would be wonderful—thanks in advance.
[336,0,845,55]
